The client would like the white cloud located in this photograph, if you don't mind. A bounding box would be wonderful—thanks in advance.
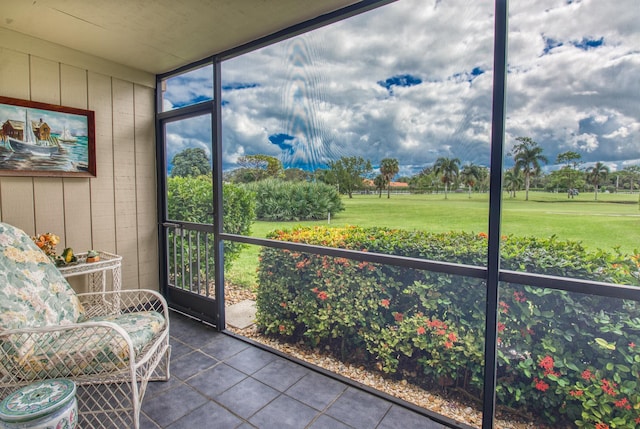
[200,0,640,174]
[604,126,630,139]
[573,133,599,152]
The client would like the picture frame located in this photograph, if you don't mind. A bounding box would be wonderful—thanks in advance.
[0,96,96,177]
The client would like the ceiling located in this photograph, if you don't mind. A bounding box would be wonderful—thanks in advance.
[0,0,360,75]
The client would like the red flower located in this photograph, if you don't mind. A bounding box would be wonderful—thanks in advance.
[317,291,328,301]
[629,342,636,349]
[635,417,640,424]
[600,379,617,396]
[534,377,549,392]
[427,319,444,329]
[278,324,286,333]
[416,326,426,335]
[513,291,527,303]
[614,397,631,410]
[539,355,554,371]
[581,369,595,381]
[444,341,453,349]
[448,332,457,342]
[393,312,404,322]
[436,329,446,336]
[569,390,583,397]
[280,302,287,308]
[499,301,509,313]
[380,299,390,309]
[497,322,506,333]
[595,423,610,429]
[478,232,488,238]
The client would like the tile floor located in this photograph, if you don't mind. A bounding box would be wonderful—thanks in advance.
[141,311,447,429]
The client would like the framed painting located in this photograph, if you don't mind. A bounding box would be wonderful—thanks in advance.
[0,96,96,177]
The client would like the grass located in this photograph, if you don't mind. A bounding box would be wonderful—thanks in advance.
[226,191,640,288]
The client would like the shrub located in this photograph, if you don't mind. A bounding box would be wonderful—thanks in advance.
[255,226,640,426]
[167,174,255,268]
[244,179,344,221]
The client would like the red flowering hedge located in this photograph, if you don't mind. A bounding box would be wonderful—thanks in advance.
[255,226,640,427]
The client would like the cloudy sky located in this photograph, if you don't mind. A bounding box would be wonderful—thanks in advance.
[164,0,639,177]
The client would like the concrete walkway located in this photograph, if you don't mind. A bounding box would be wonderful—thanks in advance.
[225,299,257,329]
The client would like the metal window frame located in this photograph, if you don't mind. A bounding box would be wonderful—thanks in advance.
[156,1,640,428]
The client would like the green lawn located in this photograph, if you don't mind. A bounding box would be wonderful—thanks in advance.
[226,191,640,288]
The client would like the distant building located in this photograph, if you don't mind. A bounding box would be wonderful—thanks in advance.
[1,119,51,141]
[363,179,409,188]
[1,120,24,140]
[33,118,51,140]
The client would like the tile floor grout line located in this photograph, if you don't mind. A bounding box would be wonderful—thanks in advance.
[303,383,352,429]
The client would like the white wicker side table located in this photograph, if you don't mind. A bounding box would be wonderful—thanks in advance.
[58,251,122,293]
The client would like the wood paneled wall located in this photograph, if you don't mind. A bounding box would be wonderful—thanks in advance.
[0,32,159,292]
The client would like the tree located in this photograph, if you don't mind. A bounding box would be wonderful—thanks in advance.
[556,151,582,197]
[380,158,399,199]
[171,147,211,177]
[620,165,640,209]
[236,154,284,182]
[284,168,312,182]
[460,163,481,198]
[326,156,373,198]
[408,166,436,193]
[556,151,582,169]
[587,162,609,201]
[373,174,387,198]
[433,157,460,199]
[509,137,548,201]
[619,165,640,191]
[312,168,331,184]
[503,167,523,198]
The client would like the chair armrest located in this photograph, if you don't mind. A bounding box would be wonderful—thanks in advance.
[76,289,169,321]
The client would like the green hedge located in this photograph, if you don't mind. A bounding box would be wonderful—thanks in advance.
[167,174,255,268]
[244,179,344,221]
[256,226,640,427]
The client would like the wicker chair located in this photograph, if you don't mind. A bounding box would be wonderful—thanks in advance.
[0,222,171,429]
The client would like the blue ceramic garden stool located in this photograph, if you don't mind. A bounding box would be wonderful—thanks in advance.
[0,379,77,429]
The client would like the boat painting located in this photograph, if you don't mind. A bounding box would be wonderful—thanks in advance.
[58,126,77,143]
[6,111,60,156]
[0,96,95,177]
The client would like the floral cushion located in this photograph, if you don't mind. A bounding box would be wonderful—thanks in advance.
[0,222,84,332]
[2,311,165,379]
[87,311,166,356]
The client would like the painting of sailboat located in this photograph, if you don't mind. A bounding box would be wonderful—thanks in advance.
[58,126,77,143]
[7,111,60,156]
[0,96,95,177]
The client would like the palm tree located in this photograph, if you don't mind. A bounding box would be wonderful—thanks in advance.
[509,137,548,201]
[373,174,387,198]
[380,158,399,199]
[460,163,481,198]
[587,162,609,201]
[503,167,523,198]
[433,157,460,199]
